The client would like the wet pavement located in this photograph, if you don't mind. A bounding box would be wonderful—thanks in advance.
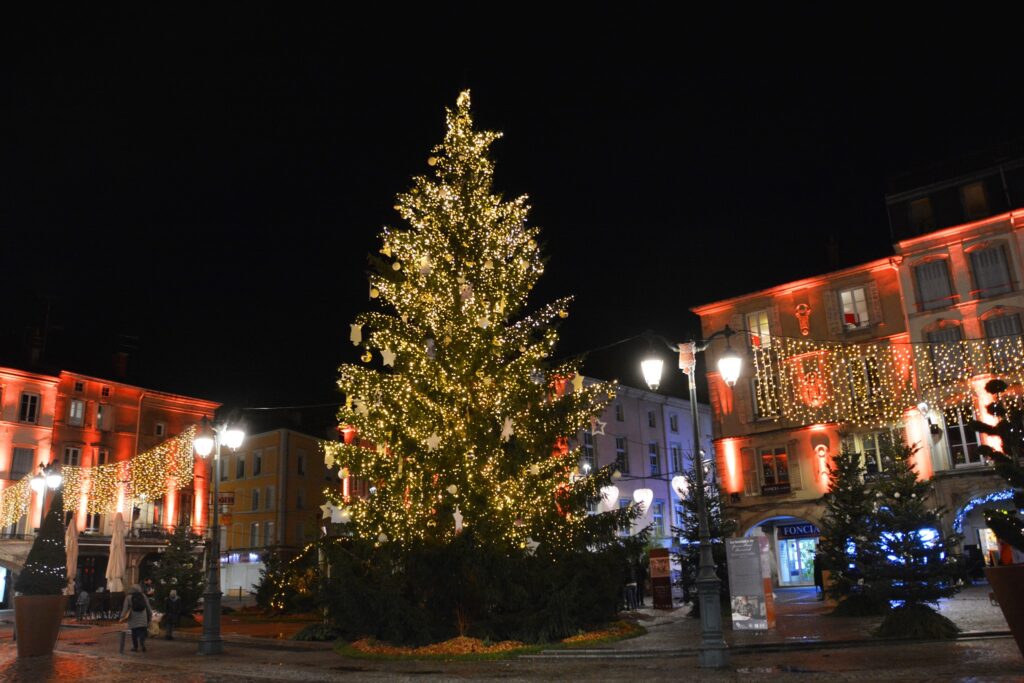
[0,585,1017,681]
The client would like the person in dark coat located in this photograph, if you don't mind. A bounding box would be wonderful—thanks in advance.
[813,550,826,600]
[120,584,153,652]
[163,589,182,640]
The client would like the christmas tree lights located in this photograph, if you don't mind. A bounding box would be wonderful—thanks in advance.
[325,91,630,551]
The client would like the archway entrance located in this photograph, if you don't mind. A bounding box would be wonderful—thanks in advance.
[745,515,821,588]
[954,489,1014,577]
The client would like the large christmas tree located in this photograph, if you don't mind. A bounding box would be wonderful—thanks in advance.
[865,437,964,638]
[324,91,628,554]
[15,490,67,595]
[818,446,886,615]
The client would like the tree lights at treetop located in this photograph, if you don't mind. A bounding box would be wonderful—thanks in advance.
[324,91,631,551]
[752,334,1024,428]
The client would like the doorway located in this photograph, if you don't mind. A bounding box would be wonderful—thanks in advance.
[777,537,817,586]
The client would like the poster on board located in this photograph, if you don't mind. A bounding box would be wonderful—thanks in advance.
[726,536,774,630]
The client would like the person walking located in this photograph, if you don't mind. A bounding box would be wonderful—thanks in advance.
[163,589,182,640]
[813,550,826,600]
[76,588,90,621]
[120,584,153,652]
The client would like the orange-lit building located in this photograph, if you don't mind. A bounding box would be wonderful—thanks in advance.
[693,155,1024,586]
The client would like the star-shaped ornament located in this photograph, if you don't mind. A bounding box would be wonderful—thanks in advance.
[426,433,441,451]
[500,417,514,442]
[572,374,584,393]
[381,348,397,366]
[353,398,368,416]
[349,324,363,346]
[476,316,490,329]
[320,503,335,520]
[591,418,607,435]
[453,506,464,533]
[417,256,432,276]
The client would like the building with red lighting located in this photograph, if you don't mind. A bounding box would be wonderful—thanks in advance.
[693,155,1024,587]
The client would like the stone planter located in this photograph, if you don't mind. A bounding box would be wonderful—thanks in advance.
[14,594,66,657]
[986,564,1024,658]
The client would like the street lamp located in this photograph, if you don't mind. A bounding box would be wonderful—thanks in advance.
[641,325,741,669]
[30,462,63,526]
[193,415,245,656]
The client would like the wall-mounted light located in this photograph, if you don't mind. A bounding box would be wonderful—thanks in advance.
[918,401,942,436]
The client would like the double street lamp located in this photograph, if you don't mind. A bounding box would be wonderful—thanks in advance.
[30,462,63,526]
[193,416,245,656]
[640,325,742,669]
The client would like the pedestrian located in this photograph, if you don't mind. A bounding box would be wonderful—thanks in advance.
[623,562,638,611]
[164,589,182,640]
[813,550,825,600]
[76,588,90,621]
[143,578,156,598]
[120,583,153,652]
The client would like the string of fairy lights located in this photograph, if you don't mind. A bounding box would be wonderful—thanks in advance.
[0,426,196,528]
[752,334,1024,427]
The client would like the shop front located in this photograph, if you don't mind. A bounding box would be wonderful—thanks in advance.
[775,521,820,587]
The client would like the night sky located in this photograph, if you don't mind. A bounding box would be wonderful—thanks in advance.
[4,6,1024,413]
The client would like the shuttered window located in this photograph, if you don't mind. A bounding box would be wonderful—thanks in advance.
[741,448,759,496]
[915,260,954,311]
[970,245,1012,299]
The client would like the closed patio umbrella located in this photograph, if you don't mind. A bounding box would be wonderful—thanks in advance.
[65,512,79,595]
[105,512,126,592]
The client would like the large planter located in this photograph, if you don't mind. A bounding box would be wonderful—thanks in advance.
[14,594,66,657]
[986,564,1024,658]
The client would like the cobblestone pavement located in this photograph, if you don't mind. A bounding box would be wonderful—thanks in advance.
[0,584,1016,682]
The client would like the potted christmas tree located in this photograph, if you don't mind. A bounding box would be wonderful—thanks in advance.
[970,378,1024,657]
[14,488,68,657]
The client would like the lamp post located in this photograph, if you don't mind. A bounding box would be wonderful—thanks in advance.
[193,415,245,656]
[30,462,63,526]
[641,326,742,669]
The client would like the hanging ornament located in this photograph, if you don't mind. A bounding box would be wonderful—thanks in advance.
[514,518,525,528]
[350,324,363,346]
[320,503,335,520]
[338,508,352,524]
[425,338,437,359]
[500,417,514,442]
[446,484,458,495]
[558,310,568,319]
[324,451,335,468]
[392,261,401,271]
[633,488,654,513]
[427,156,438,166]
[417,256,432,276]
[361,350,372,363]
[477,315,490,329]
[369,286,380,299]
[377,533,388,543]
[426,433,441,451]
[380,245,392,257]
[353,398,368,416]
[444,335,452,344]
[401,314,409,323]
[671,475,689,500]
[525,538,540,555]
[529,463,540,476]
[600,485,620,511]
[572,374,584,393]
[453,505,463,534]
[591,418,607,436]
[460,283,474,303]
[381,349,397,367]
[483,259,493,270]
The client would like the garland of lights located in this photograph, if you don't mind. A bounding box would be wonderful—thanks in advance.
[953,489,1014,533]
[753,335,1024,428]
[0,426,196,528]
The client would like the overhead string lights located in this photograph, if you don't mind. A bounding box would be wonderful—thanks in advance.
[0,426,197,528]
[752,334,1024,428]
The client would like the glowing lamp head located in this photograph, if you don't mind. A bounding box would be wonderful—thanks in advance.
[30,474,45,493]
[641,356,664,392]
[223,428,245,450]
[671,474,689,500]
[633,487,654,512]
[717,346,742,387]
[46,472,62,489]
[917,401,929,415]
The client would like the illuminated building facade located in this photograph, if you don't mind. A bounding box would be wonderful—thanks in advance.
[694,155,1024,584]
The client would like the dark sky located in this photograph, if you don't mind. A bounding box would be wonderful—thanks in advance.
[4,5,1024,411]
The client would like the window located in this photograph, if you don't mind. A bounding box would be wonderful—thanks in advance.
[914,260,954,311]
[670,442,683,473]
[581,430,595,471]
[297,451,306,476]
[96,404,112,431]
[63,447,81,466]
[759,446,790,490]
[96,449,110,466]
[265,486,274,510]
[673,502,686,529]
[841,431,890,479]
[669,413,679,432]
[970,245,1013,299]
[614,403,624,422]
[19,393,39,423]
[85,513,101,533]
[927,326,964,382]
[68,399,85,427]
[263,521,274,546]
[614,437,629,474]
[73,381,84,393]
[101,386,111,398]
[985,313,1023,370]
[236,455,246,479]
[252,489,260,510]
[250,523,259,548]
[154,422,166,437]
[962,181,988,219]
[746,310,771,349]
[11,448,34,479]
[219,456,228,481]
[296,488,305,510]
[648,442,660,476]
[253,450,262,476]
[839,287,870,329]
[647,411,656,428]
[909,197,935,233]
[944,403,982,466]
[651,500,666,537]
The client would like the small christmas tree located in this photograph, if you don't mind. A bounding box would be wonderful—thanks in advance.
[150,525,206,617]
[970,378,1024,552]
[15,490,67,595]
[866,437,965,639]
[819,446,886,615]
[671,467,735,617]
